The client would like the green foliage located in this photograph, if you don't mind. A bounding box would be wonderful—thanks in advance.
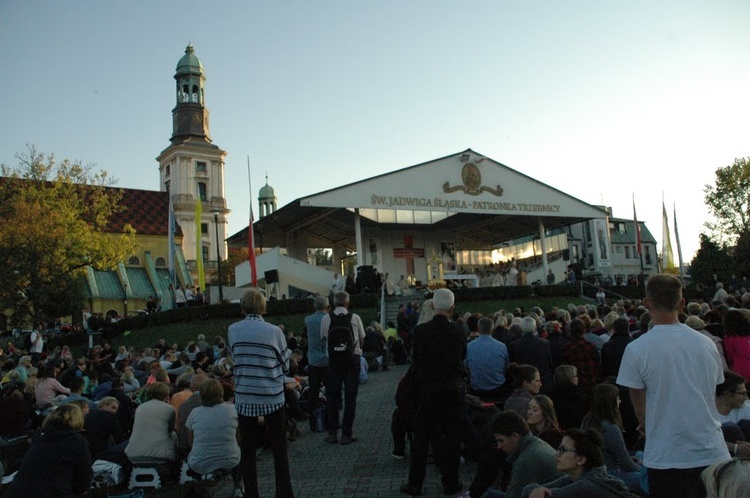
[0,145,137,326]
[733,231,750,280]
[689,234,733,286]
[704,157,750,245]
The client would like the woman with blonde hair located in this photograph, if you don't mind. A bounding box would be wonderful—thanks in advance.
[5,404,92,497]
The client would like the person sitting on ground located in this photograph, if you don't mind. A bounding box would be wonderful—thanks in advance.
[4,404,92,498]
[508,317,554,394]
[715,370,750,459]
[580,383,644,495]
[469,410,561,498]
[522,429,632,498]
[526,394,565,449]
[504,363,542,417]
[723,308,750,382]
[185,378,241,475]
[35,365,70,412]
[125,381,178,464]
[84,396,128,467]
[177,373,209,457]
[465,317,509,401]
[548,364,588,431]
[601,317,634,379]
[562,318,600,395]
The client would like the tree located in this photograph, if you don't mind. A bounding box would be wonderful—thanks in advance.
[0,145,137,327]
[689,234,733,289]
[704,157,750,245]
[733,230,750,280]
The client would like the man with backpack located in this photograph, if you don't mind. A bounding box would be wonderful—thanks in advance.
[320,290,366,445]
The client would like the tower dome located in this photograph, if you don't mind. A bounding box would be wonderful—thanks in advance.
[176,44,204,75]
[258,176,277,218]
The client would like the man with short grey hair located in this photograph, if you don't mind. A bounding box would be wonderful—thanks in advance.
[401,288,467,496]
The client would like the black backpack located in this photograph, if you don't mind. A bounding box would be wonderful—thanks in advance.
[327,312,355,369]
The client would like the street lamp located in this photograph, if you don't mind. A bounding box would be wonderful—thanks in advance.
[213,209,223,303]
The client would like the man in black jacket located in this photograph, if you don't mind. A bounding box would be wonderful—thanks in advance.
[401,288,467,496]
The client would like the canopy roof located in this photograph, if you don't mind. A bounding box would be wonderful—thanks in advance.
[228,149,607,251]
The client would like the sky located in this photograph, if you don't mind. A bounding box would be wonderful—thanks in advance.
[2,1,749,263]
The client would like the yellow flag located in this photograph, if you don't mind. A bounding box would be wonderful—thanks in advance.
[195,196,205,290]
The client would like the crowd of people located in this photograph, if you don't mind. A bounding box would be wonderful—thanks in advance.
[0,274,748,497]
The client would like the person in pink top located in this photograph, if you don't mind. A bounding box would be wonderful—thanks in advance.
[35,365,71,409]
[723,309,750,382]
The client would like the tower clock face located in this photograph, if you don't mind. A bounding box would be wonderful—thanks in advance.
[192,113,202,125]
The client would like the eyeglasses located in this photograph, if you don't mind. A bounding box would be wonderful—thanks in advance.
[557,445,577,455]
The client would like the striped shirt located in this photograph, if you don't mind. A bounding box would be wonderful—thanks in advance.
[228,315,290,418]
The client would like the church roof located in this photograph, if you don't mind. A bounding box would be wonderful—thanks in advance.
[106,187,182,237]
[175,44,203,75]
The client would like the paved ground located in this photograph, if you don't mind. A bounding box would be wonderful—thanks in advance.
[254,364,477,498]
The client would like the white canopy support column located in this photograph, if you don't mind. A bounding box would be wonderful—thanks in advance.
[354,208,364,268]
[539,218,549,279]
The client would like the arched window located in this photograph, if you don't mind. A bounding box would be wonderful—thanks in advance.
[127,256,140,266]
[155,257,167,267]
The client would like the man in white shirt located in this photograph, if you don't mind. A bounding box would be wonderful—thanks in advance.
[617,274,729,498]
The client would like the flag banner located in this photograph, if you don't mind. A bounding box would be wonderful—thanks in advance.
[662,201,676,271]
[633,195,642,254]
[168,195,175,284]
[195,196,205,291]
[674,204,684,277]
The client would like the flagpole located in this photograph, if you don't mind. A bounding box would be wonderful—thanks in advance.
[247,156,258,287]
[674,203,685,280]
[633,194,645,285]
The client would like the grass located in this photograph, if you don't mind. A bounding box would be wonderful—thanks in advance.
[107,296,587,351]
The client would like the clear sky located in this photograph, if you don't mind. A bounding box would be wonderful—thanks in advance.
[2,1,749,263]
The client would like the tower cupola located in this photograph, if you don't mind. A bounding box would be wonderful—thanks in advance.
[258,175,277,218]
[171,44,211,143]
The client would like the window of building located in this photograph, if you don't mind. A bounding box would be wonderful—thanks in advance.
[198,182,207,201]
[625,246,631,259]
[165,164,170,177]
[202,245,209,262]
[201,223,208,235]
[644,246,652,265]
[127,256,140,266]
[155,257,166,267]
[616,245,623,253]
[196,161,207,173]
[164,180,170,194]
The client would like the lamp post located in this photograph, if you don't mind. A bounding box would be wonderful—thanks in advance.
[213,210,223,303]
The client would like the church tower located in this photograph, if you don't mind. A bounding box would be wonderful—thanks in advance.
[156,45,229,283]
[258,175,277,218]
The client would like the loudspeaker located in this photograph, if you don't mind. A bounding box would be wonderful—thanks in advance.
[264,270,279,284]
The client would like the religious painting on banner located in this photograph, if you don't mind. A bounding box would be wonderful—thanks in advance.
[594,219,612,267]
[441,241,457,273]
